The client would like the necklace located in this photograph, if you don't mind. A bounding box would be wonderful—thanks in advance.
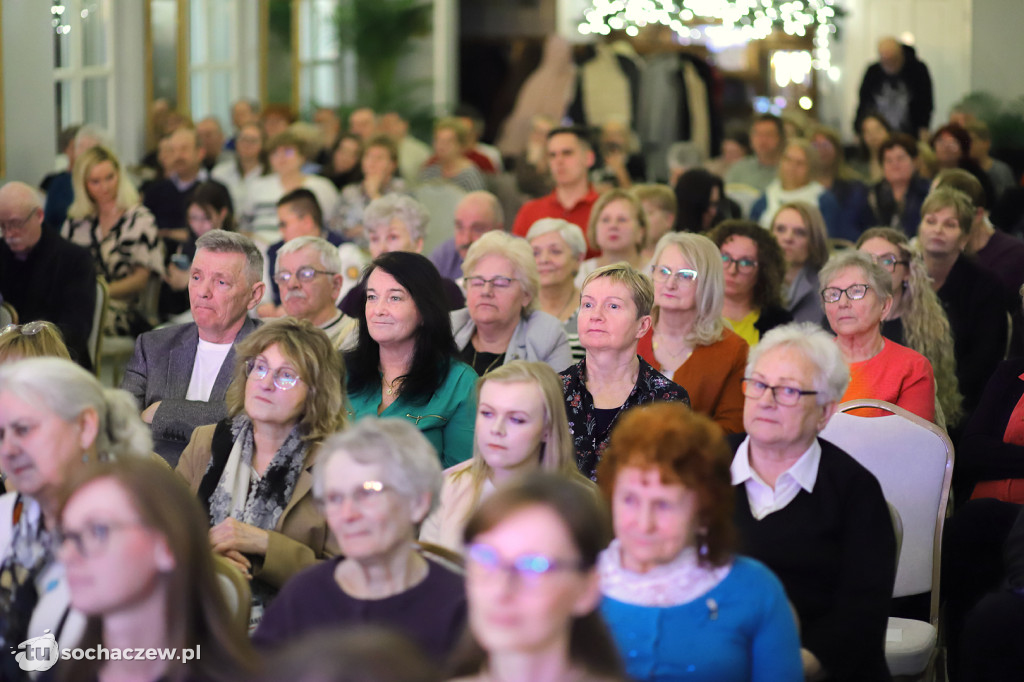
[383,376,403,396]
[471,348,504,376]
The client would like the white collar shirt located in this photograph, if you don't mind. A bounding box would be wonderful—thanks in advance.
[730,436,822,520]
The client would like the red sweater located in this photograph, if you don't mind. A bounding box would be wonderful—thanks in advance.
[842,338,936,422]
[511,187,601,259]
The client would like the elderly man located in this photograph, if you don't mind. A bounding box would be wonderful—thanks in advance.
[122,229,263,465]
[724,114,786,193]
[348,107,377,142]
[429,190,504,280]
[276,236,357,348]
[0,181,96,369]
[856,36,934,138]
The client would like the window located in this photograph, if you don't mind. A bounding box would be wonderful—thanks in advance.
[298,0,343,113]
[52,0,115,135]
[189,0,238,126]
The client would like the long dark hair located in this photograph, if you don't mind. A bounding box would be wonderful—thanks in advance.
[345,251,457,404]
[189,181,236,232]
[673,168,719,233]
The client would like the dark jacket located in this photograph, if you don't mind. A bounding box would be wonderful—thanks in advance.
[855,44,933,135]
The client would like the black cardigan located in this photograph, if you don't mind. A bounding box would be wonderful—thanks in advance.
[754,302,794,339]
[959,358,1024,486]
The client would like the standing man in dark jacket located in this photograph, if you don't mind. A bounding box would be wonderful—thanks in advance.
[856,37,934,139]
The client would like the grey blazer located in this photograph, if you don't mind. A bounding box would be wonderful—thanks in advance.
[121,317,259,465]
[450,308,573,373]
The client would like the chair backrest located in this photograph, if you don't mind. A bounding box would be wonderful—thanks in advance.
[212,554,252,635]
[0,301,17,326]
[90,277,109,375]
[414,181,467,257]
[819,399,953,625]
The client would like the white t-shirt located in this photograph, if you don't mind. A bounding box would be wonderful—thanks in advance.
[186,339,234,401]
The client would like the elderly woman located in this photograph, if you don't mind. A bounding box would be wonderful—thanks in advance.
[636,233,747,433]
[0,358,153,678]
[176,318,345,628]
[770,201,829,325]
[420,361,589,550]
[328,135,408,243]
[447,471,626,682]
[863,132,932,236]
[452,232,571,375]
[527,218,588,361]
[919,187,1007,412]
[709,220,792,346]
[418,117,487,192]
[55,459,255,682]
[730,322,896,682]
[253,418,466,661]
[0,321,72,364]
[63,145,164,335]
[339,194,464,317]
[597,402,802,682]
[561,264,689,481]
[750,139,843,238]
[345,251,476,468]
[820,250,936,421]
[576,189,648,287]
[857,227,963,426]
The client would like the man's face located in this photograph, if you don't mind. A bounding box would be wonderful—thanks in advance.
[167,129,204,179]
[314,109,341,143]
[547,133,593,187]
[349,109,376,141]
[379,113,407,140]
[278,247,341,323]
[189,249,260,342]
[750,121,782,163]
[0,202,43,256]
[277,205,318,242]
[453,196,499,260]
[196,120,224,160]
[878,41,904,75]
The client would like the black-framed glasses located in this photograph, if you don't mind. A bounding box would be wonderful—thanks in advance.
[651,265,698,284]
[820,284,871,303]
[742,378,819,406]
[0,210,37,234]
[867,254,909,272]
[317,480,393,511]
[0,321,52,337]
[274,266,334,285]
[465,543,583,588]
[55,521,148,558]
[465,275,518,291]
[720,254,758,271]
[246,358,302,390]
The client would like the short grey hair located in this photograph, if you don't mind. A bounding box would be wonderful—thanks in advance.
[195,229,263,286]
[462,231,540,316]
[818,250,893,301]
[276,236,341,274]
[525,218,587,260]
[746,322,850,404]
[363,195,429,243]
[313,417,443,520]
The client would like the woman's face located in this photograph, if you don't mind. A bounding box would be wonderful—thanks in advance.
[365,268,422,348]
[779,145,811,189]
[882,145,916,186]
[434,128,463,162]
[466,504,598,656]
[919,205,968,258]
[476,380,548,476]
[235,125,263,165]
[652,244,698,314]
[531,231,580,289]
[858,236,908,296]
[811,134,837,169]
[720,236,760,303]
[270,144,304,176]
[361,145,396,179]
[86,160,119,207]
[933,132,963,168]
[60,478,171,617]
[367,218,420,260]
[861,117,889,150]
[466,254,530,330]
[612,466,700,573]
[0,390,93,500]
[595,199,643,255]
[333,138,361,174]
[578,277,648,354]
[243,343,309,430]
[822,266,890,338]
[771,208,811,268]
[187,204,226,238]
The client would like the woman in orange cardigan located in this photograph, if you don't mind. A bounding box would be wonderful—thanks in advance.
[637,232,747,433]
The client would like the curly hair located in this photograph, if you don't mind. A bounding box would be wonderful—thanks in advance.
[709,219,786,310]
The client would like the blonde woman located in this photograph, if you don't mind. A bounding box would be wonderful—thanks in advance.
[420,361,589,551]
[575,189,648,287]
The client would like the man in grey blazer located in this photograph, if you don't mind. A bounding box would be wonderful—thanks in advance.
[122,230,265,464]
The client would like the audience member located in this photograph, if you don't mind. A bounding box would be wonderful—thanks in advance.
[598,402,802,682]
[453,104,501,172]
[322,133,364,190]
[730,323,896,681]
[855,36,933,137]
[41,124,104,231]
[143,127,215,245]
[379,110,432,184]
[704,130,750,180]
[966,120,1017,203]
[418,118,487,192]
[312,107,342,166]
[637,233,747,433]
[227,98,260,149]
[591,119,645,190]
[725,114,785,193]
[0,182,95,369]
[811,125,870,238]
[328,134,409,244]
[672,168,731,233]
[212,121,267,214]
[771,201,829,324]
[849,112,890,182]
[348,107,377,142]
[576,189,647,287]
[430,191,504,280]
[632,183,676,262]
[345,252,476,468]
[751,139,843,238]
[275,236,358,349]
[527,218,587,361]
[197,116,230,172]
[561,264,689,481]
[512,114,556,199]
[864,132,932,236]
[0,321,71,364]
[261,104,296,140]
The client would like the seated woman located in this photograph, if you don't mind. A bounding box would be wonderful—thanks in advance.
[709,220,792,346]
[863,133,932,236]
[576,189,648,287]
[212,120,268,214]
[345,251,476,468]
[328,134,408,244]
[0,358,153,678]
[253,418,466,662]
[750,139,843,238]
[771,201,829,325]
[176,318,345,629]
[820,250,936,421]
[731,322,896,681]
[598,402,802,682]
[63,145,164,335]
[420,361,589,550]
[637,232,747,433]
[418,117,486,192]
[810,126,870,239]
[321,132,364,190]
[447,471,626,682]
[453,231,572,374]
[0,321,71,364]
[561,264,689,481]
[54,459,254,682]
[672,169,735,234]
[849,112,890,183]
[857,227,964,427]
[526,218,588,362]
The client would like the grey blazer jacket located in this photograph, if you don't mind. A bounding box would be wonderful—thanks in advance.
[121,317,259,465]
[450,308,573,373]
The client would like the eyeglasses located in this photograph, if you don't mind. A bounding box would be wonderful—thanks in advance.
[317,480,393,511]
[742,378,819,406]
[820,284,871,303]
[465,543,583,588]
[274,266,334,285]
[867,254,908,272]
[465,275,518,291]
[0,321,52,337]
[720,254,758,271]
[651,265,698,284]
[0,210,37,234]
[246,358,302,390]
[56,521,148,558]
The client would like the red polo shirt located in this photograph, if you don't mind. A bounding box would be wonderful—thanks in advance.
[511,186,601,259]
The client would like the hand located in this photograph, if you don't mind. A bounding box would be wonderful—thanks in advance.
[210,517,270,557]
[141,401,161,424]
[164,263,191,292]
[221,549,253,580]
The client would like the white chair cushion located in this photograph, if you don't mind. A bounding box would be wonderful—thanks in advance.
[885,616,937,676]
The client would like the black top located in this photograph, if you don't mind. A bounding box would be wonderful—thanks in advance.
[959,357,1024,486]
[855,43,933,135]
[754,303,794,340]
[459,344,504,376]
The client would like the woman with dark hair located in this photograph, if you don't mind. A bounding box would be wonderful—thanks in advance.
[345,251,476,467]
[447,471,626,682]
[930,124,996,202]
[672,169,724,233]
[709,220,792,346]
[850,112,890,183]
[770,201,829,324]
[322,133,364,190]
[864,132,932,236]
[53,458,254,682]
[328,135,408,244]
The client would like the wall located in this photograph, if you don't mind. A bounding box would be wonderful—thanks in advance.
[971,0,1024,102]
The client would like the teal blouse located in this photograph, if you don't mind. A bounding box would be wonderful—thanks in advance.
[346,361,477,468]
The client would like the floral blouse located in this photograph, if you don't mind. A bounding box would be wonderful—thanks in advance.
[561,356,689,481]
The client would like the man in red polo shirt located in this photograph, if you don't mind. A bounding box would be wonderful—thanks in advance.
[512,126,601,258]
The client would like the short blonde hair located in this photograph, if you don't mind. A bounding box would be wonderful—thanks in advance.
[581,262,654,318]
[0,322,71,364]
[632,183,677,214]
[462,231,540,316]
[434,117,470,147]
[921,187,975,235]
[587,189,647,253]
[649,232,725,346]
[68,146,140,220]
[525,218,587,261]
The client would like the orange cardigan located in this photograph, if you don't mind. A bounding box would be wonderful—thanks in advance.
[841,338,936,422]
